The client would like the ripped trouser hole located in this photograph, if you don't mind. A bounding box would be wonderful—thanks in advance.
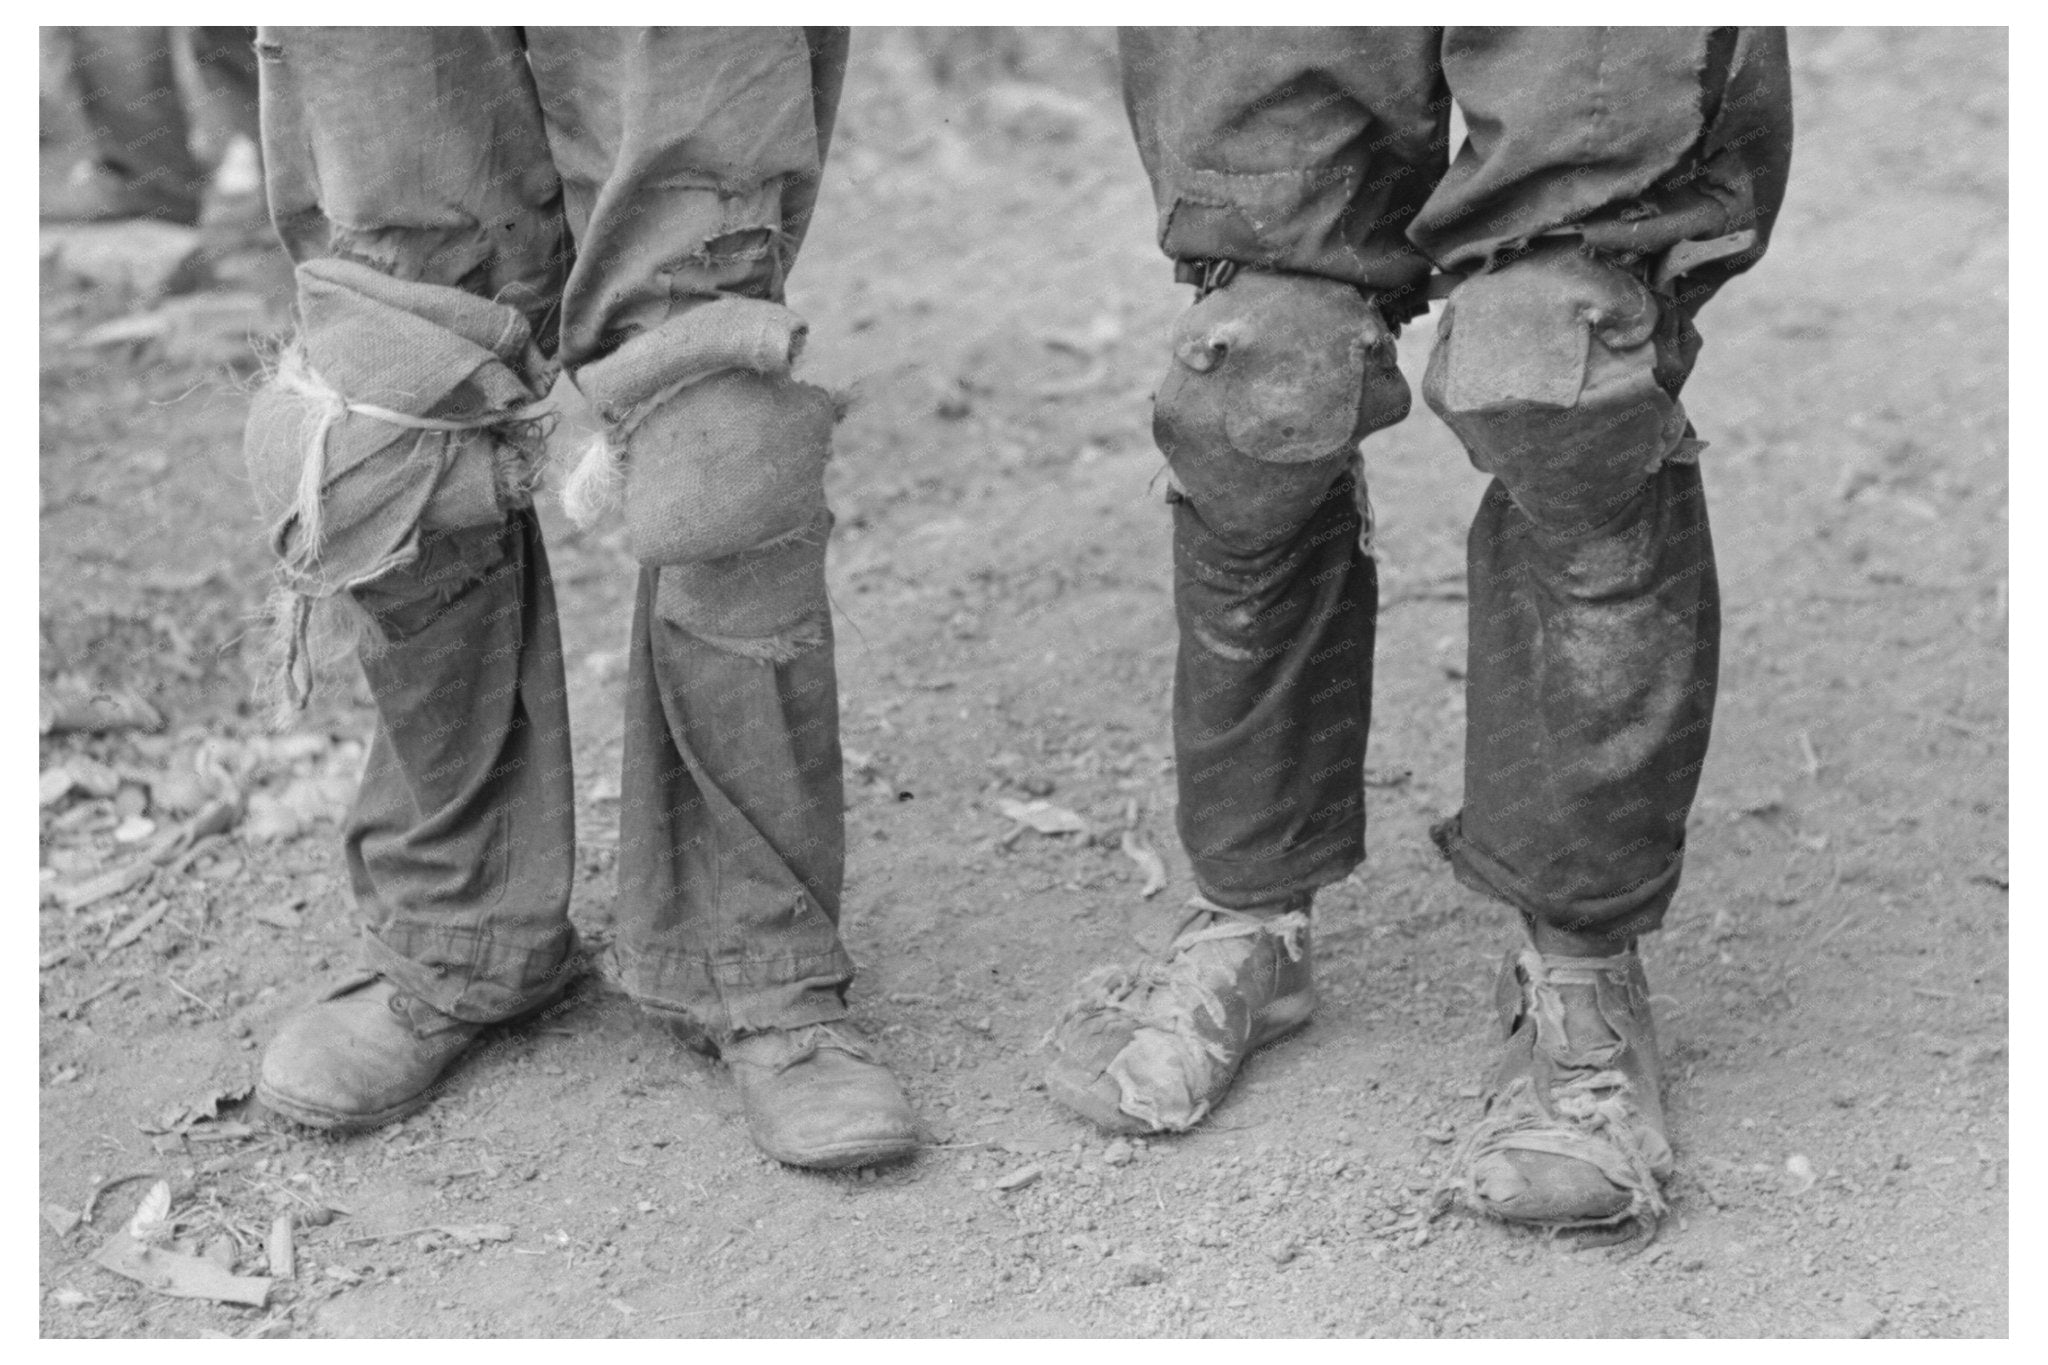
[653,511,833,663]
[351,520,519,645]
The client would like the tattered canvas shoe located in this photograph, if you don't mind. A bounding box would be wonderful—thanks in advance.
[1044,899,1313,1135]
[258,973,500,1132]
[1451,946,1673,1228]
[723,1023,919,1170]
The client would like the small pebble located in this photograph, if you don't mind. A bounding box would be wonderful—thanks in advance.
[995,1164,1042,1192]
[1102,1140,1134,1168]
[113,815,157,843]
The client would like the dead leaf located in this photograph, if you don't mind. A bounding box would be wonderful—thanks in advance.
[149,798,241,865]
[994,1164,1043,1192]
[40,686,164,736]
[127,1180,173,1242]
[202,1235,237,1272]
[186,1123,257,1144]
[104,902,170,953]
[113,815,158,844]
[996,798,1088,837]
[39,768,77,807]
[66,757,124,798]
[1119,830,1168,898]
[267,1215,295,1280]
[93,1230,271,1307]
[80,1170,159,1225]
[55,862,154,914]
[44,1204,82,1237]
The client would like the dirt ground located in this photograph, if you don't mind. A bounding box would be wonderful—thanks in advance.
[37,27,2007,1339]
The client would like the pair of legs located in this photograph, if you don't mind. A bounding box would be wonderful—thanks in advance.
[1049,27,1792,1229]
[246,27,913,1169]
[42,26,260,225]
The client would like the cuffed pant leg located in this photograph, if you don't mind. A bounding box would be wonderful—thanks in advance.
[1171,474,1376,909]
[347,514,579,1022]
[254,27,577,1016]
[1437,461,1718,944]
[527,27,855,1036]
[615,572,853,1037]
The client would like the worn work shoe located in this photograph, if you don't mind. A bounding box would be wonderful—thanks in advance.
[1451,946,1673,1228]
[1044,899,1314,1135]
[723,1023,919,1170]
[258,973,518,1133]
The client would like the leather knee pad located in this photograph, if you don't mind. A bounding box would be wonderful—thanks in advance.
[1422,242,1703,532]
[1153,271,1408,548]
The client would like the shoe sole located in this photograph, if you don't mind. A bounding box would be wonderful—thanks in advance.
[255,1080,440,1135]
[754,1132,921,1171]
[1045,990,1316,1135]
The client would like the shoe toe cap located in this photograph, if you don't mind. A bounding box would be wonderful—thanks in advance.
[1471,1149,1633,1224]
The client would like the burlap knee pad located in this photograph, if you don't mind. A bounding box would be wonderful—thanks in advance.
[242,259,554,714]
[573,299,835,659]
[1422,242,1703,533]
[1153,272,1409,548]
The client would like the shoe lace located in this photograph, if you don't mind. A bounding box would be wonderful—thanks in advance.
[1519,952,1640,1125]
[769,1023,877,1076]
[1055,898,1309,1046]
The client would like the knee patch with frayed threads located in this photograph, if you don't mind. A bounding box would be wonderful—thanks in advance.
[242,258,555,715]
[570,298,836,660]
[1422,242,1703,531]
[1152,272,1409,547]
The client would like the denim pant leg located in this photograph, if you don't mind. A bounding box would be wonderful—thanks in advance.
[253,27,578,1019]
[348,515,580,1021]
[1415,28,1787,940]
[1170,475,1376,909]
[525,28,857,1036]
[1435,463,1719,944]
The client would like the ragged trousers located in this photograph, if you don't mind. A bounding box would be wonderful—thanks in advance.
[1127,27,1793,941]
[253,27,855,1036]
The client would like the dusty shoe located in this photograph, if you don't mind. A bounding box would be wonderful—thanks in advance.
[723,1023,918,1170]
[1044,899,1313,1135]
[258,973,503,1132]
[1451,946,1673,1228]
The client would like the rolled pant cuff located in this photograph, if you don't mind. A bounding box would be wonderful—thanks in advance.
[359,923,583,1025]
[1190,827,1362,912]
[622,944,855,1040]
[1428,813,1678,943]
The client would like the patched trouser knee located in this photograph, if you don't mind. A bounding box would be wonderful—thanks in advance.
[1422,241,1703,534]
[572,298,834,662]
[1153,271,1410,547]
[242,258,554,713]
